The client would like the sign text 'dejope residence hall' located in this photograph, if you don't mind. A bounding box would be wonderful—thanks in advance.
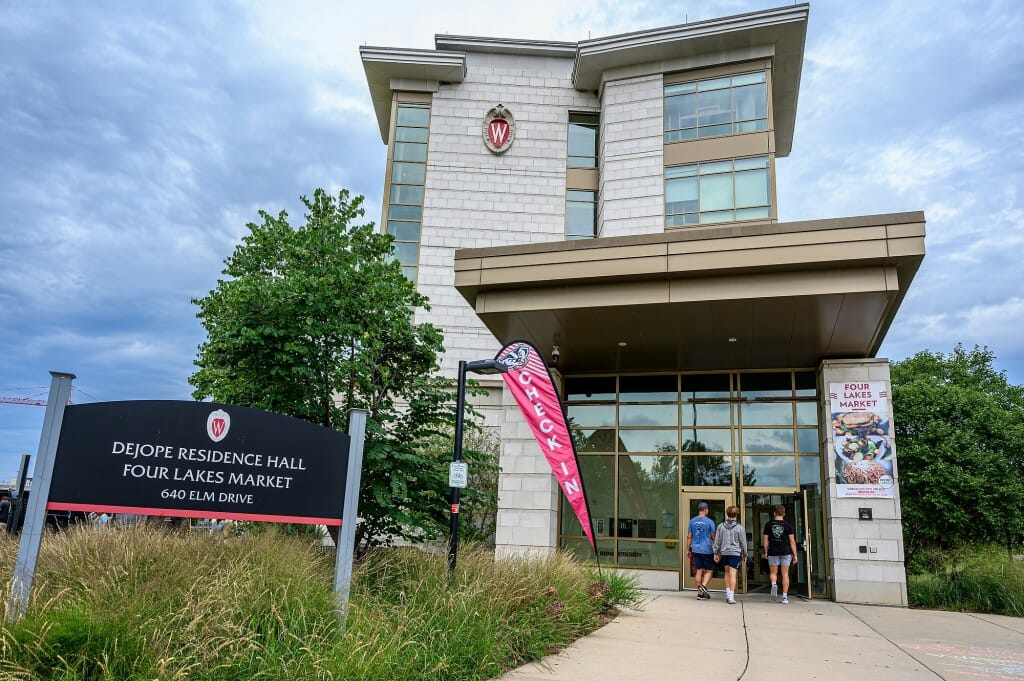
[46,401,350,525]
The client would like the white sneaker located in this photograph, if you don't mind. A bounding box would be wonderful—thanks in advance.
[727,595,736,604]
[770,583,778,602]
[780,594,789,604]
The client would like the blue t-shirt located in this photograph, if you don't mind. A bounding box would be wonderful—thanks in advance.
[688,515,716,554]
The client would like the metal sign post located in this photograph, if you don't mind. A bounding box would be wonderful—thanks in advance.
[333,408,367,629]
[7,371,75,621]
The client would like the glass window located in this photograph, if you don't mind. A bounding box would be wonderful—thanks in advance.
[617,455,678,539]
[681,403,731,427]
[742,428,795,453]
[665,157,771,228]
[620,375,677,401]
[796,402,819,426]
[742,455,796,487]
[620,404,678,427]
[619,429,677,453]
[566,190,596,240]
[682,374,730,399]
[795,371,817,396]
[396,104,429,127]
[615,539,679,568]
[741,402,794,426]
[739,372,792,398]
[385,221,420,242]
[562,537,613,563]
[566,377,615,402]
[797,428,820,453]
[567,112,599,168]
[392,241,419,266]
[391,161,425,185]
[387,204,421,221]
[390,184,423,205]
[395,126,428,143]
[799,455,821,486]
[680,455,733,486]
[561,455,613,536]
[682,429,731,453]
[567,404,616,428]
[572,429,617,453]
[664,71,768,142]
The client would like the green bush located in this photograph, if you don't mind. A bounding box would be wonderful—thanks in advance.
[908,544,1024,617]
[0,527,640,680]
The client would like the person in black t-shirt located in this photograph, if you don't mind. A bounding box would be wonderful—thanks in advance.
[762,505,798,604]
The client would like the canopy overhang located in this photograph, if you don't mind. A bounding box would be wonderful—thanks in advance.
[454,213,925,374]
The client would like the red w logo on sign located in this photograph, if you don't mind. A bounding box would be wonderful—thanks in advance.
[488,119,510,148]
[206,409,230,442]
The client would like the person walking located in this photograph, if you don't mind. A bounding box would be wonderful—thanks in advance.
[0,494,10,530]
[713,505,747,604]
[687,501,717,600]
[762,504,799,604]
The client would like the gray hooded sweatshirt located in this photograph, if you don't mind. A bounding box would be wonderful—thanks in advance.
[713,519,748,557]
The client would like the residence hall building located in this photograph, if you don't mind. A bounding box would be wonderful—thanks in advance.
[360,4,925,605]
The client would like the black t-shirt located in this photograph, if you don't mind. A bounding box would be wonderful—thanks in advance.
[763,519,795,556]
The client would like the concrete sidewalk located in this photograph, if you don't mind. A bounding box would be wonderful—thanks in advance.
[496,591,1024,680]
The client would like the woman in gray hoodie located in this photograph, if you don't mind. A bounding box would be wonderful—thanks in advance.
[713,505,747,604]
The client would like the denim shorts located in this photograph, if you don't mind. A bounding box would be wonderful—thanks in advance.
[767,554,794,566]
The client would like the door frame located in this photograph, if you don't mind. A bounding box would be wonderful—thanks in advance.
[741,489,812,599]
[680,490,733,591]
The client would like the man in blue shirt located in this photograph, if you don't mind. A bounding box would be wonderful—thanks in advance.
[687,501,717,600]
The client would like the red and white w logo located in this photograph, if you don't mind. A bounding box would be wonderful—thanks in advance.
[488,119,510,148]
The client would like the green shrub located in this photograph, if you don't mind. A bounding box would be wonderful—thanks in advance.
[908,544,1024,617]
[0,527,640,680]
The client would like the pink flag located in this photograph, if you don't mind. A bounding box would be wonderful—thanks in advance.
[496,341,596,550]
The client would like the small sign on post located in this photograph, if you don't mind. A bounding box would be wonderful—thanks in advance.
[448,462,468,488]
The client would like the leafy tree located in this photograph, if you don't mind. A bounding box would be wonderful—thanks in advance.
[891,344,1024,566]
[190,188,489,554]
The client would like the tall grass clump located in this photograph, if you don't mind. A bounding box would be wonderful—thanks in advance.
[908,544,1024,617]
[0,527,640,680]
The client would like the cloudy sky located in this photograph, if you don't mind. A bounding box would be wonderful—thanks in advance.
[1,1,1021,478]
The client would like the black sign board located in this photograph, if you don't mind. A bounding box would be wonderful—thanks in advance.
[858,507,873,521]
[47,401,349,525]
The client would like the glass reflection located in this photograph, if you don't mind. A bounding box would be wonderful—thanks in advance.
[617,455,678,540]
[741,455,796,486]
[680,455,733,486]
[742,428,794,452]
[619,429,677,452]
[620,404,678,427]
[682,428,731,453]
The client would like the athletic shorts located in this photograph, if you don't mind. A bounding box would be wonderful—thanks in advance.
[693,553,716,570]
[767,554,794,566]
[719,554,742,570]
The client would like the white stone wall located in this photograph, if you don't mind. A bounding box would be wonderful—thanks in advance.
[599,74,665,238]
[494,381,559,559]
[820,359,908,606]
[418,52,599,378]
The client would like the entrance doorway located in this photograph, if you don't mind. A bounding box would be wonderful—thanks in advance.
[743,492,812,599]
[680,491,732,591]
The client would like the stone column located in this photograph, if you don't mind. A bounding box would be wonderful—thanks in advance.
[820,359,908,606]
[493,380,559,560]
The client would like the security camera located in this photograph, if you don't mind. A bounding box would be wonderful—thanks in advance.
[551,345,560,364]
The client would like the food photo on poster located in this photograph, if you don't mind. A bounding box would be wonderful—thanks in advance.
[828,382,896,498]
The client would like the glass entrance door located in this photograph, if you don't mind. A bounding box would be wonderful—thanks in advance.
[680,491,732,591]
[743,493,811,598]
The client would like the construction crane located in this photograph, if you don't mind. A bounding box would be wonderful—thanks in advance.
[0,387,75,406]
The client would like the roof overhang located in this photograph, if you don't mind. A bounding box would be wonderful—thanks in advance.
[573,3,808,156]
[434,35,577,58]
[359,47,466,143]
[454,212,925,374]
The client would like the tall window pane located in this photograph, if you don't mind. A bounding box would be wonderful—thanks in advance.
[568,112,598,168]
[735,168,769,208]
[566,190,596,240]
[699,172,734,211]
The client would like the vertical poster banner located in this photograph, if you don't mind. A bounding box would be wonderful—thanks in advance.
[495,341,596,550]
[829,382,896,498]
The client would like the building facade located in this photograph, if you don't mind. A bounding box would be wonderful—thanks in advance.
[360,3,924,605]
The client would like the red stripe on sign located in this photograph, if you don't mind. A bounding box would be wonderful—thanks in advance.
[45,502,342,526]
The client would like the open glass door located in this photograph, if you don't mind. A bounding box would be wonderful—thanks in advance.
[680,491,732,592]
[798,488,812,599]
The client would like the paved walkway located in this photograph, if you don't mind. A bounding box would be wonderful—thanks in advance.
[496,591,1024,680]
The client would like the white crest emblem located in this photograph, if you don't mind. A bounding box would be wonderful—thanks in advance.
[482,104,516,154]
[207,409,230,443]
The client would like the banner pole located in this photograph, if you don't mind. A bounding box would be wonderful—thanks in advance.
[7,371,75,621]
[334,408,367,630]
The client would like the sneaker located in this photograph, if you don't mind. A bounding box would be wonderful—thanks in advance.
[727,595,736,604]
[770,583,778,602]
[698,584,709,597]
[780,595,789,604]
[697,592,709,600]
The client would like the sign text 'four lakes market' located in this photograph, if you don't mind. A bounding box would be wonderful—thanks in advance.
[47,401,350,524]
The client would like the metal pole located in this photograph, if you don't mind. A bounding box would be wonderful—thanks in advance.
[8,371,75,621]
[5,453,30,534]
[334,408,367,629]
[448,360,468,575]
